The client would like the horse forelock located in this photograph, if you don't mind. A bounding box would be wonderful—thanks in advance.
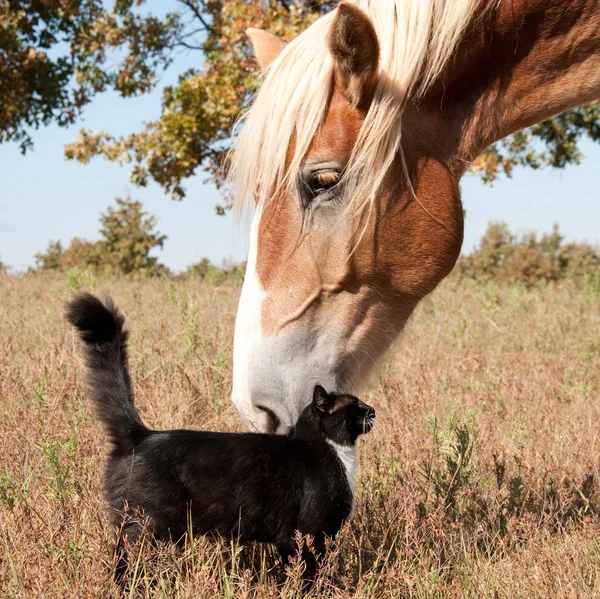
[228,0,497,221]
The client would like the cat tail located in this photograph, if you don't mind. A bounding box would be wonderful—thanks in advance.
[67,293,148,452]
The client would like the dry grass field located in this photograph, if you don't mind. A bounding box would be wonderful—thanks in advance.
[1,270,599,598]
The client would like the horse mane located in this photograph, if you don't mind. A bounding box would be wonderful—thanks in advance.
[229,0,495,217]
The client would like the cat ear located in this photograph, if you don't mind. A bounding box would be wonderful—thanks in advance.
[247,28,286,68]
[313,385,331,412]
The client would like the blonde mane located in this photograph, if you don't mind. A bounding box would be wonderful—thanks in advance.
[229,0,494,216]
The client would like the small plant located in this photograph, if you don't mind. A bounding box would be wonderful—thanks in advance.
[34,374,50,409]
[183,299,201,354]
[161,281,203,354]
[0,467,19,511]
[37,438,77,501]
[584,272,600,298]
[211,351,227,414]
[509,475,523,505]
[64,268,96,295]
[424,410,477,516]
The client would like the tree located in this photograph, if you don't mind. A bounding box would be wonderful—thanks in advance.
[63,0,324,207]
[98,196,167,274]
[33,196,167,276]
[472,103,600,183]
[34,240,64,271]
[1,0,180,153]
[457,222,600,287]
[61,238,102,271]
[2,1,600,206]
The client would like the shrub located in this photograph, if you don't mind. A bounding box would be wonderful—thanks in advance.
[33,197,167,277]
[34,240,64,271]
[458,222,599,286]
[60,238,101,272]
[186,258,211,280]
[97,196,167,276]
[184,259,246,285]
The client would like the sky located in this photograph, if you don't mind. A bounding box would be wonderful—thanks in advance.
[1,40,599,273]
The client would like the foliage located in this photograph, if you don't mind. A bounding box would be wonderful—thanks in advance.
[60,238,102,272]
[0,0,180,153]
[424,411,477,518]
[34,196,167,276]
[34,240,64,271]
[63,0,327,206]
[96,196,167,274]
[184,257,246,283]
[2,1,597,207]
[458,222,600,287]
[472,102,600,183]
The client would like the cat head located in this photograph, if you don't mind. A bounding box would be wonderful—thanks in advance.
[294,385,375,445]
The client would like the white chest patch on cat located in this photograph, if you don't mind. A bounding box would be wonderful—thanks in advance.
[327,439,357,508]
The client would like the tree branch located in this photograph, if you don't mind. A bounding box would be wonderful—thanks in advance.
[175,39,204,51]
[179,0,217,36]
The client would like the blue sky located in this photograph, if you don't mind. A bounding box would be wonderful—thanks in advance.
[1,42,599,273]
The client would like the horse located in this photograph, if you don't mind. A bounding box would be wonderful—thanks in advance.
[228,0,600,433]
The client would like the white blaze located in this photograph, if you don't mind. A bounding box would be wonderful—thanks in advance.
[231,210,267,431]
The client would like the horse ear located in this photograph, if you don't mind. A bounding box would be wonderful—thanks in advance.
[329,2,379,109]
[247,28,286,68]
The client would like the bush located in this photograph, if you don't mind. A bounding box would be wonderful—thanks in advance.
[60,238,102,272]
[34,240,64,271]
[458,222,599,287]
[34,197,167,277]
[186,258,211,280]
[97,197,167,276]
[184,259,246,285]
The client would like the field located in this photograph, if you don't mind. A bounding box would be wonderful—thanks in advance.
[1,270,599,598]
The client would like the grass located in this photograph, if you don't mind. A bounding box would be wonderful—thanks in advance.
[0,270,599,597]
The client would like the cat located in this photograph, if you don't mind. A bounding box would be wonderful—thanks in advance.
[66,293,375,583]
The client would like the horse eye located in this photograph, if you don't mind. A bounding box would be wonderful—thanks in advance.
[309,170,340,194]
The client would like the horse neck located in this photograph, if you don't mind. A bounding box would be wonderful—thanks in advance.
[429,0,600,168]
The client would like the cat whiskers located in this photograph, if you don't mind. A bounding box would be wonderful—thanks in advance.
[362,414,376,435]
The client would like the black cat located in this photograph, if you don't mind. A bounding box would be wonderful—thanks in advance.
[66,293,375,582]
